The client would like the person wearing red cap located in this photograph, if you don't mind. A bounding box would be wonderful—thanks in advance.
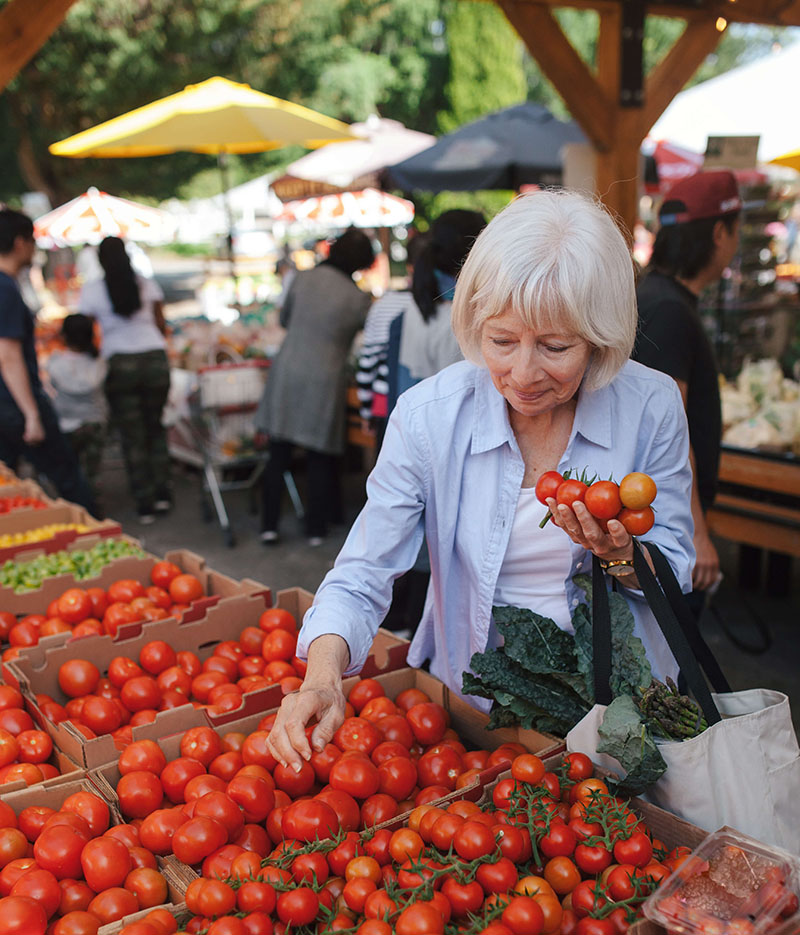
[634,169,741,614]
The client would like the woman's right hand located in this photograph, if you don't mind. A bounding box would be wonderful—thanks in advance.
[266,682,346,772]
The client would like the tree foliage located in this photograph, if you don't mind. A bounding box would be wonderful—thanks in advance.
[0,0,795,210]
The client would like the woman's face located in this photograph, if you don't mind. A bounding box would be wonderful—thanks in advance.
[481,307,593,418]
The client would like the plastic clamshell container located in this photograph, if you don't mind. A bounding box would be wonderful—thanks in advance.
[643,829,800,935]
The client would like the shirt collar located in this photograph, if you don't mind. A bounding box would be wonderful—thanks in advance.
[470,365,613,453]
[471,366,517,454]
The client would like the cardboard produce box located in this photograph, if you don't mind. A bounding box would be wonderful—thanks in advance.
[0,477,53,506]
[98,900,189,935]
[0,501,121,563]
[1,543,270,649]
[0,776,186,930]
[0,460,19,483]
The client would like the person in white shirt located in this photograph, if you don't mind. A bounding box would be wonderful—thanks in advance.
[79,236,170,524]
[46,314,107,511]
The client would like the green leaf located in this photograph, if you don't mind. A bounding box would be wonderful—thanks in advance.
[493,605,577,676]
[607,592,652,697]
[572,600,595,703]
[597,695,668,796]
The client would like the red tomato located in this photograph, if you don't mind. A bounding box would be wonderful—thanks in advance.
[194,791,245,840]
[477,857,521,895]
[575,843,613,875]
[329,755,380,800]
[261,630,296,662]
[57,659,100,698]
[556,479,588,507]
[169,574,203,604]
[108,579,145,603]
[33,825,86,879]
[85,587,108,619]
[417,746,462,790]
[56,589,92,625]
[81,696,123,735]
[502,896,545,935]
[277,887,318,927]
[81,837,132,891]
[0,894,48,934]
[377,755,417,800]
[617,507,654,536]
[584,481,623,520]
[348,678,385,712]
[395,902,444,935]
[87,887,139,925]
[258,608,297,634]
[534,470,565,505]
[540,823,577,859]
[0,613,17,642]
[108,656,143,688]
[273,760,315,798]
[180,727,222,766]
[454,821,496,860]
[405,702,447,745]
[124,866,168,910]
[333,717,381,755]
[138,807,188,856]
[61,790,110,836]
[103,602,141,637]
[119,740,167,776]
[117,770,164,819]
[360,794,398,827]
[227,775,275,823]
[315,788,361,834]
[149,561,181,589]
[172,816,228,865]
[281,800,339,842]
[563,752,594,781]
[120,676,162,712]
[613,831,653,868]
[139,641,177,676]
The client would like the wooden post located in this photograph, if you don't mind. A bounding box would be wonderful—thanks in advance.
[0,0,78,91]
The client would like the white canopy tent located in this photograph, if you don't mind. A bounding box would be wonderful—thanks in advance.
[649,42,800,165]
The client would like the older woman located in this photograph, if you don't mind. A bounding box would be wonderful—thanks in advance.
[267,191,695,771]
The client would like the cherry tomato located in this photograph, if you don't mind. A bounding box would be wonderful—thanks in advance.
[556,479,588,507]
[584,481,622,520]
[617,507,654,536]
[619,473,657,509]
[535,471,564,505]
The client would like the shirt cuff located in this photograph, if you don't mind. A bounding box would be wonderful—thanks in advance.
[296,603,376,677]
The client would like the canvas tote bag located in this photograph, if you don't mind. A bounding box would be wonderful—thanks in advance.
[566,541,800,855]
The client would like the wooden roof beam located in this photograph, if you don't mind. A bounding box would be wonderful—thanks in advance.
[503,0,800,29]
[497,0,615,151]
[0,0,78,92]
[639,17,723,140]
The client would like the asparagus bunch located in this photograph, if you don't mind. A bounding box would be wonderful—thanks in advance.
[637,677,709,740]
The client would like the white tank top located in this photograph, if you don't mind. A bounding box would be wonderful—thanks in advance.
[492,485,574,634]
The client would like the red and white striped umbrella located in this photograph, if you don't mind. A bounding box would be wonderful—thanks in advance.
[34,186,175,248]
[277,188,414,229]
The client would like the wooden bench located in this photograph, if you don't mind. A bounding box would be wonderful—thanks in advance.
[707,448,800,558]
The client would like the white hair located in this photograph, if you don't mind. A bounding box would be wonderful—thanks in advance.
[451,190,637,390]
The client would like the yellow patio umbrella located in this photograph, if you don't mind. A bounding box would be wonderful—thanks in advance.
[49,76,357,271]
[770,148,800,172]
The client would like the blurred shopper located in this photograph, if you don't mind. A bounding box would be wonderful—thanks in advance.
[634,170,741,614]
[79,236,171,524]
[0,209,95,511]
[47,314,108,512]
[256,228,374,546]
[355,232,430,449]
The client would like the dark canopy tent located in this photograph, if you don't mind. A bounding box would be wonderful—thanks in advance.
[385,102,586,192]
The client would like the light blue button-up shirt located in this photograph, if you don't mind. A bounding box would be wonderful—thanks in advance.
[298,359,694,711]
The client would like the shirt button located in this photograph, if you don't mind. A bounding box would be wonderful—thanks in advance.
[576,561,583,569]
[571,599,579,607]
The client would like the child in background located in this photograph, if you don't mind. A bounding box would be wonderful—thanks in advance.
[46,314,107,511]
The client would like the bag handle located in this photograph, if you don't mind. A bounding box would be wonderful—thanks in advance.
[591,541,722,725]
[645,544,731,694]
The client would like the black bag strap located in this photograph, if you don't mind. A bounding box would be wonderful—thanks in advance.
[592,541,722,725]
[592,554,613,705]
[646,544,731,693]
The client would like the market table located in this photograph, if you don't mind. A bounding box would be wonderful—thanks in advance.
[707,445,800,558]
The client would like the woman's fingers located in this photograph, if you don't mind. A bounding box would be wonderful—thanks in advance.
[311,692,347,752]
[547,499,632,558]
[267,691,326,771]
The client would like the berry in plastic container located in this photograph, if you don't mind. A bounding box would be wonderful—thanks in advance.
[643,830,800,935]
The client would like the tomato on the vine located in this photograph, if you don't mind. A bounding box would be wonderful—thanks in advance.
[535,471,564,505]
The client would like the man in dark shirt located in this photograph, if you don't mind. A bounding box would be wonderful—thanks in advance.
[634,171,741,608]
[0,209,94,511]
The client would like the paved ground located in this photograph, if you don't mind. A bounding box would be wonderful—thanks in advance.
[96,446,800,732]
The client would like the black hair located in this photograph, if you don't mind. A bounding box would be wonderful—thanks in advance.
[405,231,430,269]
[324,228,375,276]
[61,313,99,358]
[0,209,34,255]
[412,209,486,322]
[97,236,141,318]
[650,202,740,280]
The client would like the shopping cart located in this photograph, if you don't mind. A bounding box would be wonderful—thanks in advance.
[166,353,302,546]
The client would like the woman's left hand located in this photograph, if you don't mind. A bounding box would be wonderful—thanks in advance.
[546,498,633,563]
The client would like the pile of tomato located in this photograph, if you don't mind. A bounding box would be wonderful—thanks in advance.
[33,607,303,744]
[535,471,658,536]
[0,786,175,935]
[0,495,49,514]
[157,746,690,935]
[0,560,207,658]
[0,685,62,788]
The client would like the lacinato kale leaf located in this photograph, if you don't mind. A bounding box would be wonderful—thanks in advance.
[597,695,668,796]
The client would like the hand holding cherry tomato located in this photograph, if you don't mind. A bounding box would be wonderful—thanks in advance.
[546,497,634,566]
[267,683,346,773]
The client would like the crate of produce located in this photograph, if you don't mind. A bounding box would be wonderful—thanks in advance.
[0,477,53,511]
[98,900,189,935]
[0,543,270,655]
[0,500,121,562]
[10,585,414,769]
[0,776,186,933]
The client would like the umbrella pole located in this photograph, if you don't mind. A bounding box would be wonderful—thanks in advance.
[217,150,237,289]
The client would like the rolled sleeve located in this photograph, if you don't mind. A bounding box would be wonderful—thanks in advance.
[295,395,429,675]
[638,378,695,593]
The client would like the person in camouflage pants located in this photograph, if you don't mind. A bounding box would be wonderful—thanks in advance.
[64,421,105,508]
[104,349,171,516]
